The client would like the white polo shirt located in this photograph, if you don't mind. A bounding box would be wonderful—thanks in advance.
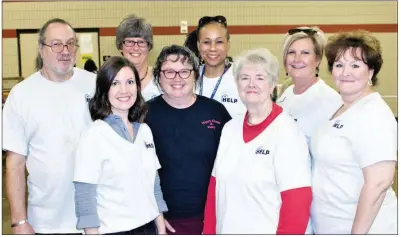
[2,68,96,233]
[212,113,311,234]
[196,65,246,118]
[74,120,161,234]
[142,77,162,102]
[277,79,342,145]
[310,92,397,234]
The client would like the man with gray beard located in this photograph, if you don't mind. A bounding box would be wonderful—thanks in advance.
[3,18,96,234]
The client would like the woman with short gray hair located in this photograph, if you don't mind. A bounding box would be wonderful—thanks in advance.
[203,48,312,234]
[116,14,161,101]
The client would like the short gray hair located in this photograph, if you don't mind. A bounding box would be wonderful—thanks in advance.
[116,14,153,51]
[282,26,325,67]
[233,48,280,86]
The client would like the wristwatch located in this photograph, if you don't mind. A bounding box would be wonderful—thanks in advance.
[11,219,28,228]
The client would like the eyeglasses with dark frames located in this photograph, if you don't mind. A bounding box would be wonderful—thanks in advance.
[161,69,193,79]
[288,28,317,36]
[198,15,227,28]
[41,41,79,53]
[123,40,149,48]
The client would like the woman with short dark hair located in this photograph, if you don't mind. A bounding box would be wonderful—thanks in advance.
[73,56,167,235]
[146,45,231,235]
[194,15,246,118]
[310,30,397,234]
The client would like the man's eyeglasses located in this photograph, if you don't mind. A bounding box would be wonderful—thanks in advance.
[198,15,227,28]
[288,28,317,36]
[41,41,79,53]
[123,40,148,48]
[161,69,193,79]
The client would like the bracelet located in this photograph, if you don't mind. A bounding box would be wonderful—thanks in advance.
[11,219,28,228]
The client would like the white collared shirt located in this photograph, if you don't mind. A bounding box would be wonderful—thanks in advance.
[74,120,160,234]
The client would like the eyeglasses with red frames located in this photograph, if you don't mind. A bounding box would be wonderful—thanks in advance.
[161,69,193,79]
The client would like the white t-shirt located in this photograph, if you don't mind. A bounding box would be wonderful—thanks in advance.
[212,113,311,234]
[310,92,397,234]
[2,68,96,233]
[73,120,161,234]
[277,79,342,145]
[196,65,246,118]
[142,77,162,102]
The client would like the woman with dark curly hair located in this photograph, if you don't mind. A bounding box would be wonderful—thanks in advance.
[73,56,167,235]
[146,45,231,235]
[310,30,397,234]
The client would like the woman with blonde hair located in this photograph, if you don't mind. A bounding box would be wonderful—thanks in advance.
[277,26,342,147]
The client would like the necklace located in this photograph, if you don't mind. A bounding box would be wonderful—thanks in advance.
[140,66,149,81]
[332,92,370,120]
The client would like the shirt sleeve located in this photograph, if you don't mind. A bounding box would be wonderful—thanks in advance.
[73,127,103,184]
[2,88,28,156]
[352,112,397,168]
[203,176,217,234]
[154,171,168,213]
[276,187,312,234]
[74,181,100,229]
[274,121,311,192]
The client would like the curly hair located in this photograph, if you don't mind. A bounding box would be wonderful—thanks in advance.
[152,45,200,91]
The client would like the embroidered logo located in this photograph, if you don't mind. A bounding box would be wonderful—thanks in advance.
[201,119,221,129]
[221,94,238,103]
[85,94,92,102]
[144,141,155,149]
[332,120,344,129]
[255,146,269,155]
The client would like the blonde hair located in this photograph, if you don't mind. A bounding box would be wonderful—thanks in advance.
[281,26,326,67]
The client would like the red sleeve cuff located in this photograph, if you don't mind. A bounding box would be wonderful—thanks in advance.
[203,176,216,234]
[276,186,312,234]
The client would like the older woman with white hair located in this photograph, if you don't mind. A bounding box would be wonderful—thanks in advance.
[277,27,342,147]
[203,48,312,234]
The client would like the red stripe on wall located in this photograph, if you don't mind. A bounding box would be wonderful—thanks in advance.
[3,29,17,38]
[3,24,397,38]
[99,24,397,36]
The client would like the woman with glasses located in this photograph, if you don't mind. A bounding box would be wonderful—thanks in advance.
[310,30,397,234]
[195,15,246,118]
[277,27,342,148]
[203,49,312,234]
[116,14,161,101]
[145,45,231,235]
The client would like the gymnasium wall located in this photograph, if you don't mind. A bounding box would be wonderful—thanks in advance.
[2,1,397,113]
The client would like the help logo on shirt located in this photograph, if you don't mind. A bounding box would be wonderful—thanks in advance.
[221,94,238,103]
